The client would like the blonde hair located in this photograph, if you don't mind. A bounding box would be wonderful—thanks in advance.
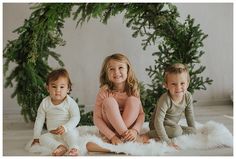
[46,68,72,93]
[164,63,190,83]
[99,53,139,97]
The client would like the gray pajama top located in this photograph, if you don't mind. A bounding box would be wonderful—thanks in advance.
[149,91,195,144]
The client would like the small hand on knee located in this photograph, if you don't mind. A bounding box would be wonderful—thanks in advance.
[50,126,65,135]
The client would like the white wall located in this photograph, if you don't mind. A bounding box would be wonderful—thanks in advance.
[3,3,233,114]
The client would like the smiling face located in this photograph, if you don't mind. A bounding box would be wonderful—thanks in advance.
[165,72,189,103]
[107,59,128,91]
[47,76,69,105]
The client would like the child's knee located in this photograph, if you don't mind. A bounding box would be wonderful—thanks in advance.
[126,96,140,105]
[183,127,197,135]
[146,130,158,138]
[39,133,49,142]
[39,133,55,146]
[167,126,183,138]
[102,97,118,109]
[124,96,140,110]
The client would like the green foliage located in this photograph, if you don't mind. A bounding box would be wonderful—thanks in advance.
[79,105,93,126]
[123,3,179,50]
[4,3,212,124]
[3,3,74,122]
[74,98,93,126]
[139,82,157,121]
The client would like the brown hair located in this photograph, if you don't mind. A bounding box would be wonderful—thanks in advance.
[46,68,72,93]
[100,53,139,96]
[164,63,190,83]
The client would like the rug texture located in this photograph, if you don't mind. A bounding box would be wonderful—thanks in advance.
[25,120,233,156]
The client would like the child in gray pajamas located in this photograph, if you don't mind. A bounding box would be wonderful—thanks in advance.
[31,68,80,156]
[144,63,196,149]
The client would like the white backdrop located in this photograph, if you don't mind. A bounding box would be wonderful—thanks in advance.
[3,3,233,113]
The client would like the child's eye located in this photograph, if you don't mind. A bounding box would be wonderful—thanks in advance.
[52,86,56,88]
[60,86,64,89]
[181,82,185,85]
[119,67,124,69]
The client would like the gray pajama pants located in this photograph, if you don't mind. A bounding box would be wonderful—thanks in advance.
[148,124,196,139]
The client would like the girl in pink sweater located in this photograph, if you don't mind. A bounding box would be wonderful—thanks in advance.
[87,53,145,152]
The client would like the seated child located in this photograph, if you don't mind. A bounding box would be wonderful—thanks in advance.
[87,53,146,152]
[31,68,80,156]
[144,63,196,149]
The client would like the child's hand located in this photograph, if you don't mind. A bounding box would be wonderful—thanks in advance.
[31,138,39,146]
[168,142,181,150]
[50,126,65,135]
[110,135,123,145]
[122,129,138,141]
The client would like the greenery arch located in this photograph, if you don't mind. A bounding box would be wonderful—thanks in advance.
[3,3,213,124]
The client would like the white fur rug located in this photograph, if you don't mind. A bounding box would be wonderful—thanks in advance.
[25,120,233,156]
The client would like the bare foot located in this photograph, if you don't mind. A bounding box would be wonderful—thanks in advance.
[110,135,123,145]
[68,148,79,156]
[52,145,68,156]
[136,134,150,144]
[86,142,110,153]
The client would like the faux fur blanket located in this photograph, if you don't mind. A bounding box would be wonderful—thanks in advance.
[25,120,233,156]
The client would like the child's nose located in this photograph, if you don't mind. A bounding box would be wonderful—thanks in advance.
[56,87,60,91]
[176,84,182,90]
[115,68,120,74]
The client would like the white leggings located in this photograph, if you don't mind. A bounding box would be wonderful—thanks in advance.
[39,128,79,150]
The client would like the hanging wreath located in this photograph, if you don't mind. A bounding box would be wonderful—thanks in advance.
[3,3,212,123]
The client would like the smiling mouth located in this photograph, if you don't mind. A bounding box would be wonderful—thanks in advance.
[114,76,121,79]
[175,91,183,94]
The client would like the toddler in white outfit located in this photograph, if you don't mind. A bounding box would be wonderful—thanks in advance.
[31,68,80,156]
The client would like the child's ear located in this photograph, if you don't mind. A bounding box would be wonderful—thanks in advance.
[163,83,168,90]
[46,85,50,93]
[186,81,190,88]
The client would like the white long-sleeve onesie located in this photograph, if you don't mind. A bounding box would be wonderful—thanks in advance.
[33,95,80,150]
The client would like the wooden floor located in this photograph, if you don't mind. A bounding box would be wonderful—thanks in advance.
[2,104,234,156]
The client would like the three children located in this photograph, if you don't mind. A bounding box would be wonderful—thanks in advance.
[31,57,196,155]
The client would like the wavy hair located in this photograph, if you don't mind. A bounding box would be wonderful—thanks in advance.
[46,68,72,93]
[99,53,139,97]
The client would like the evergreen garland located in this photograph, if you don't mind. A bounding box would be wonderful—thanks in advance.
[4,3,73,122]
[4,3,212,124]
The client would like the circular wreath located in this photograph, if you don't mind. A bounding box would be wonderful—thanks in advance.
[3,3,212,123]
